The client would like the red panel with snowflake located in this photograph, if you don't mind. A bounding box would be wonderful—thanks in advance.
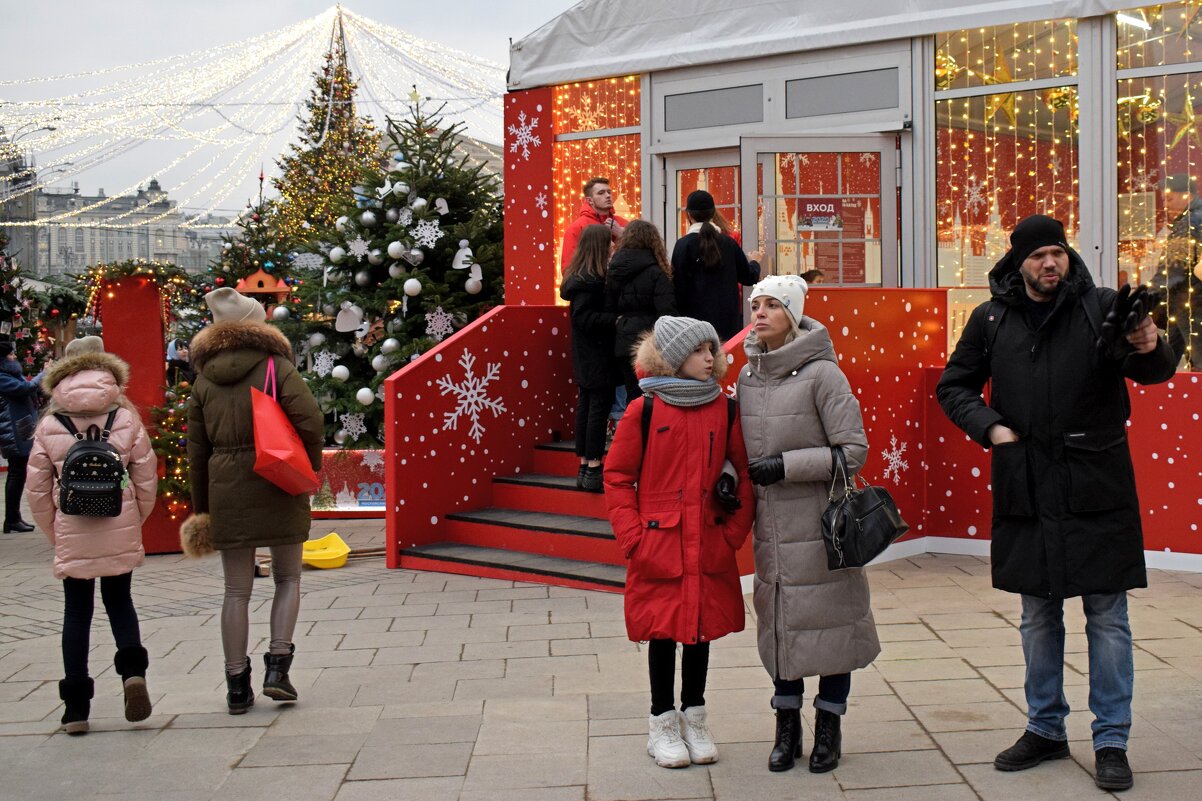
[504,88,556,306]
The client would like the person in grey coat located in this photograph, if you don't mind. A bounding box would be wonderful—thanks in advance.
[737,275,878,775]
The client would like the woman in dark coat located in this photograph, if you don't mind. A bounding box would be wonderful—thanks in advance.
[0,341,39,533]
[606,220,677,402]
[672,191,760,342]
[181,288,324,714]
[560,224,618,492]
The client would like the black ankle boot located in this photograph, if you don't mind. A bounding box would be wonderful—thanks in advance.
[576,464,587,489]
[226,658,255,715]
[58,677,94,736]
[114,646,152,722]
[263,645,297,702]
[768,708,802,772]
[809,709,842,773]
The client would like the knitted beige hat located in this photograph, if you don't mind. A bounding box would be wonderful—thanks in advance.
[205,287,266,324]
[64,335,104,356]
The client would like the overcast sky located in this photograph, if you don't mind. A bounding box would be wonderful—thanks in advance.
[1,1,578,214]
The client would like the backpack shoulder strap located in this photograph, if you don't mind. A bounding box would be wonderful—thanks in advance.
[727,396,736,428]
[640,394,655,459]
[101,409,119,440]
[54,413,81,439]
[1080,289,1104,340]
[982,301,1008,358]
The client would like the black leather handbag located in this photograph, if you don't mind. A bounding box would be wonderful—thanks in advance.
[821,446,909,570]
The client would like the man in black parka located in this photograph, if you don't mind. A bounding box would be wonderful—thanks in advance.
[937,215,1175,793]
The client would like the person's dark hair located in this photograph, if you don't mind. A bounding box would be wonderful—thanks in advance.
[563,225,611,283]
[710,207,736,237]
[617,220,673,279]
[1164,173,1197,195]
[582,177,610,197]
[800,269,824,283]
[688,207,723,270]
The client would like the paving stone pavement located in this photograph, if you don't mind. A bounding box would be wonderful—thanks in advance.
[2,516,1202,800]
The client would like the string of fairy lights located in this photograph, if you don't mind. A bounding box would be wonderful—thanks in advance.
[0,6,505,230]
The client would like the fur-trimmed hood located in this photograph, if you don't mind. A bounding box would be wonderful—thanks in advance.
[190,321,294,386]
[634,329,728,380]
[42,351,137,418]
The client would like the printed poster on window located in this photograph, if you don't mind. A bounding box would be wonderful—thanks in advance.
[797,198,844,231]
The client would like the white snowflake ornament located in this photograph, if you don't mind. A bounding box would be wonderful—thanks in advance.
[409,217,442,249]
[340,412,367,441]
[361,450,385,474]
[507,111,541,161]
[347,235,371,260]
[881,436,909,485]
[312,350,337,378]
[425,306,455,342]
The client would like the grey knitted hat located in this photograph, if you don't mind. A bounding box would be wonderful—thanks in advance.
[653,315,721,372]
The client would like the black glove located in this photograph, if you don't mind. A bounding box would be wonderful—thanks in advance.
[1099,284,1159,359]
[714,473,741,513]
[747,455,785,486]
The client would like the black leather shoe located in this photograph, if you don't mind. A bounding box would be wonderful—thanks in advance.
[1095,747,1133,791]
[3,521,34,533]
[809,709,842,773]
[994,731,1070,771]
[768,708,801,772]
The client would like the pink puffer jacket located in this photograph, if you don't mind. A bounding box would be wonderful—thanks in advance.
[25,352,158,580]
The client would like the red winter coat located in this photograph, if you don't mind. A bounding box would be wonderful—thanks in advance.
[560,198,628,267]
[605,394,755,644]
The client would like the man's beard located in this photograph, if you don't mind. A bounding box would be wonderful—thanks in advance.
[1023,271,1061,297]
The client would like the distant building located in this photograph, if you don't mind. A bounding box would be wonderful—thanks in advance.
[34,179,232,275]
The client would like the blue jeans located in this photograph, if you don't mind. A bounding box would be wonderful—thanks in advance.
[771,674,852,715]
[1020,593,1133,751]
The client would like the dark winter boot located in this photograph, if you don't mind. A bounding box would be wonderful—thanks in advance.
[576,464,588,489]
[58,677,94,736]
[809,709,842,773]
[581,465,604,493]
[226,658,255,715]
[114,646,152,722]
[262,645,297,702]
[768,708,802,772]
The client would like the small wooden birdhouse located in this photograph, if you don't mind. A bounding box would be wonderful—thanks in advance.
[234,268,290,303]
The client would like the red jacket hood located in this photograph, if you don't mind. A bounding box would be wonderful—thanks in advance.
[575,198,622,224]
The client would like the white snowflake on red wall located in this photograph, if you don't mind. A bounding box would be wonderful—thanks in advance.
[437,349,507,443]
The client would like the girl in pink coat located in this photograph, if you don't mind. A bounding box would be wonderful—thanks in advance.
[25,342,159,735]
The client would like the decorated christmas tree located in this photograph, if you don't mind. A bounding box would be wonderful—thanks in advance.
[300,99,504,447]
[271,17,383,243]
[0,232,52,370]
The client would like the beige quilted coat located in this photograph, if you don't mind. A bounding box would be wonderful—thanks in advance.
[25,352,158,580]
[738,318,880,680]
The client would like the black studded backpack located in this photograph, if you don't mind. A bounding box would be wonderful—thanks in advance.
[53,410,126,517]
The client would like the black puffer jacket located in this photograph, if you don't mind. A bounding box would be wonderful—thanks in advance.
[936,247,1175,598]
[605,249,676,359]
[672,229,758,341]
[560,274,617,389]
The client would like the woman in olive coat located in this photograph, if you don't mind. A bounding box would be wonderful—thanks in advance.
[181,288,324,714]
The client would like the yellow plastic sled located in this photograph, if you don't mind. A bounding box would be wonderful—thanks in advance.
[302,533,351,569]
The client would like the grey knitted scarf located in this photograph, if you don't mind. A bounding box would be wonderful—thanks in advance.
[638,376,721,407]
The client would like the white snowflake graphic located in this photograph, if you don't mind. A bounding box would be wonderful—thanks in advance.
[534,192,548,210]
[569,96,602,131]
[1049,151,1063,175]
[723,383,738,400]
[507,111,541,161]
[361,450,385,474]
[347,235,371,260]
[313,350,337,378]
[799,154,810,166]
[1131,167,1158,192]
[964,178,987,214]
[880,436,909,486]
[410,217,443,249]
[398,207,413,227]
[859,152,877,165]
[340,412,367,441]
[425,306,455,342]
[437,349,506,444]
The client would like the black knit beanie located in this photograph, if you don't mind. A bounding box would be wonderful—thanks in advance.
[1009,215,1069,267]
[686,190,715,214]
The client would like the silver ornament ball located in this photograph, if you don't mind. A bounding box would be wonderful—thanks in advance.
[331,365,350,382]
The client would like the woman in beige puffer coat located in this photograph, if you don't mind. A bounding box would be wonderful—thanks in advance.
[737,275,878,776]
[25,346,158,736]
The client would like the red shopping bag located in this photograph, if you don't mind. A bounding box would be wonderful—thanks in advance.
[251,357,319,495]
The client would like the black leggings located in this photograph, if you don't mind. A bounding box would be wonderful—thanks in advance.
[648,639,710,716]
[62,572,142,680]
[4,454,28,526]
[575,386,615,461]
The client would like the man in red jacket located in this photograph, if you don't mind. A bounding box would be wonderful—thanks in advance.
[560,177,628,267]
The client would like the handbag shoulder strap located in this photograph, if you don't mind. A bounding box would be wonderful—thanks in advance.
[262,356,277,399]
[827,445,854,500]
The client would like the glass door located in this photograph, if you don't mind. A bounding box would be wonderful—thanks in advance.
[664,151,742,253]
[739,136,899,286]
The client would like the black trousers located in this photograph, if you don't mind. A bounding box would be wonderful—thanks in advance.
[62,572,142,680]
[3,454,28,526]
[620,360,643,405]
[575,386,615,461]
[648,639,710,716]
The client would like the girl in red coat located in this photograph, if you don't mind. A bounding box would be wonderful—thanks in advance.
[604,315,754,769]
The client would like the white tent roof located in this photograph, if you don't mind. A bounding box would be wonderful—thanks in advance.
[510,0,1132,89]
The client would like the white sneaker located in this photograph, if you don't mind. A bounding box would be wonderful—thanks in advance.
[678,705,719,764]
[647,710,691,768]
